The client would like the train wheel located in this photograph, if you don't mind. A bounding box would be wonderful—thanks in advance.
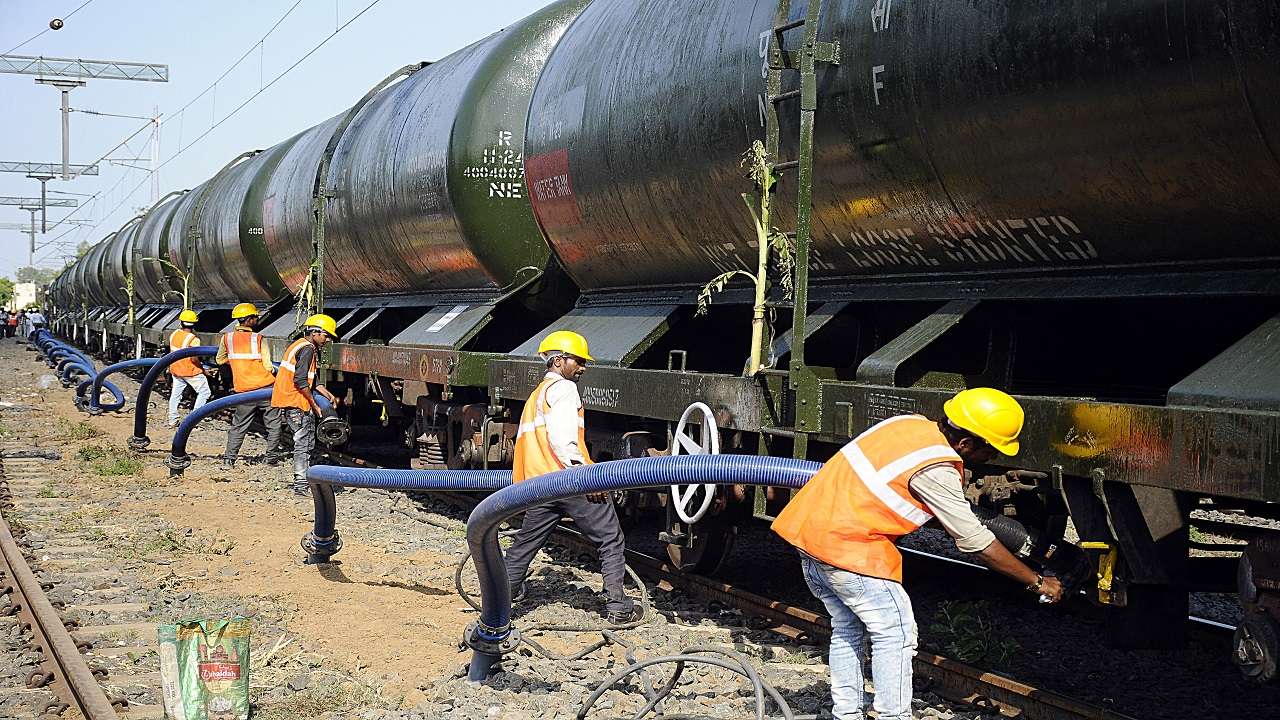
[1234,612,1280,685]
[664,521,736,575]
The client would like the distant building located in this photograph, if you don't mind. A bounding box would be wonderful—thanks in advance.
[8,282,43,311]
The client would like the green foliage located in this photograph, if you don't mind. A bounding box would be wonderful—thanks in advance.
[77,443,144,476]
[15,266,59,285]
[0,277,13,306]
[59,418,102,441]
[929,600,1020,666]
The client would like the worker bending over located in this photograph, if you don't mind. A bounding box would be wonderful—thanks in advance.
[772,388,1064,720]
[503,331,640,625]
[271,314,339,495]
[216,303,283,468]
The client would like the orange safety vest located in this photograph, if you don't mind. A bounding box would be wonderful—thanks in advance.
[512,375,593,482]
[771,415,962,582]
[271,337,317,410]
[168,328,203,378]
[222,328,276,392]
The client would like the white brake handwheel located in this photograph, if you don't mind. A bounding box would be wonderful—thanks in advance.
[670,401,720,524]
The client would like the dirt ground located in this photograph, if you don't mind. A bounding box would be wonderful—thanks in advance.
[0,339,471,710]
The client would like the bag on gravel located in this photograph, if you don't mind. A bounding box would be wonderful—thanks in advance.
[157,617,252,720]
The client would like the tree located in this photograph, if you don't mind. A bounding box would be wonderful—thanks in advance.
[76,241,92,258]
[14,266,59,285]
[0,277,13,307]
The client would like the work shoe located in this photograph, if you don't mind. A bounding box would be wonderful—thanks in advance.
[292,481,309,497]
[221,458,235,470]
[264,454,280,467]
[606,607,643,626]
[510,583,527,605]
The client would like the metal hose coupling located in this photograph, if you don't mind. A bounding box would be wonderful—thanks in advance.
[316,408,350,447]
[464,620,521,657]
[301,530,343,564]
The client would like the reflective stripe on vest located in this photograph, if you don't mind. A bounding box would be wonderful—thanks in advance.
[512,376,592,482]
[770,415,961,582]
[168,329,202,377]
[271,338,317,410]
[223,330,275,392]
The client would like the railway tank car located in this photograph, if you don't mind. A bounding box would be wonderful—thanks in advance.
[44,0,1280,682]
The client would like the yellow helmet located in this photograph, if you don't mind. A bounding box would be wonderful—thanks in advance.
[178,309,199,324]
[537,330,593,361]
[231,302,259,320]
[943,387,1024,456]
[302,313,338,338]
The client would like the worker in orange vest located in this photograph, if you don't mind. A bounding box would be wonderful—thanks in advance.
[271,314,339,496]
[216,303,283,469]
[772,388,1064,720]
[167,309,211,428]
[502,331,640,625]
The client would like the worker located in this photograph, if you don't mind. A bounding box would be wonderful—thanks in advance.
[216,302,283,469]
[167,309,211,428]
[271,314,339,496]
[502,331,640,625]
[0,309,10,339]
[771,388,1065,720]
[26,307,46,332]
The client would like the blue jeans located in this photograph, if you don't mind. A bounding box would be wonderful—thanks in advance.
[802,556,917,720]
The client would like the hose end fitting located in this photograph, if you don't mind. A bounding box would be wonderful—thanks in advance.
[317,411,350,447]
[301,530,343,564]
[464,621,520,681]
[127,436,150,451]
[164,453,192,475]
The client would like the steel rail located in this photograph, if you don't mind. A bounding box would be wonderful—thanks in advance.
[0,461,120,720]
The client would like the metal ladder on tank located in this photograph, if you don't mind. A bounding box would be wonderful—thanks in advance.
[759,0,839,466]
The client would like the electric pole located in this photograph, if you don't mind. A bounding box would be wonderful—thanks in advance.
[0,54,168,180]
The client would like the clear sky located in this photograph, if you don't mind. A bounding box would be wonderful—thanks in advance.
[0,0,552,280]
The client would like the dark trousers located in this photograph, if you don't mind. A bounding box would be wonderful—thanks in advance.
[504,496,633,614]
[224,395,283,463]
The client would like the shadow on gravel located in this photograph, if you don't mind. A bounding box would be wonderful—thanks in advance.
[316,560,450,596]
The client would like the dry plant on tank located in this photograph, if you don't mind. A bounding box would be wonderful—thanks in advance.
[696,140,795,376]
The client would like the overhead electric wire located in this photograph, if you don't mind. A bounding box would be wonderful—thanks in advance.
[2,0,98,55]
[69,0,388,244]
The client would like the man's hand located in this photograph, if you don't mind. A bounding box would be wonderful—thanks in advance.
[1038,575,1065,604]
[317,386,339,406]
[586,492,608,504]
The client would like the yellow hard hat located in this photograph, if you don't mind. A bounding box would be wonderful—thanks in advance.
[537,330,593,361]
[302,313,338,338]
[943,387,1024,456]
[231,302,259,320]
[178,309,199,323]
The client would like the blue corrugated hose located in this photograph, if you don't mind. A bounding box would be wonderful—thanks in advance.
[128,346,217,449]
[302,464,512,564]
[87,357,158,413]
[462,454,821,681]
[165,387,274,472]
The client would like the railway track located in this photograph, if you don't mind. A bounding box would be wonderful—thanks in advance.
[0,451,164,719]
[315,449,1144,720]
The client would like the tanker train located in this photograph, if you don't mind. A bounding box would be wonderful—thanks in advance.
[42,0,1280,682]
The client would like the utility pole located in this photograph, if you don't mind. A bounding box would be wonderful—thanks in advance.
[0,196,77,265]
[0,54,169,180]
[0,162,98,231]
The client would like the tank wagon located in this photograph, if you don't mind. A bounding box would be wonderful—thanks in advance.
[47,0,1280,681]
